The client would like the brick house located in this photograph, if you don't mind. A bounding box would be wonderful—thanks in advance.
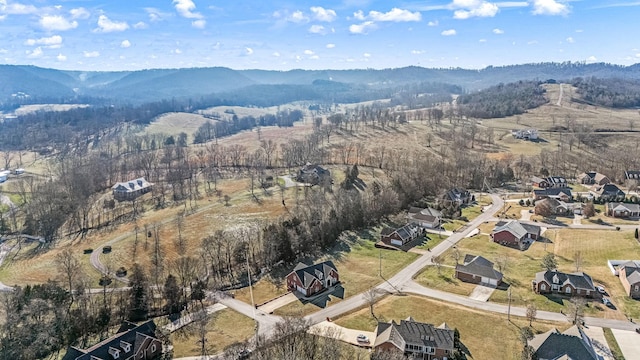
[373,318,455,360]
[534,198,575,216]
[577,171,610,186]
[112,177,153,201]
[62,320,162,360]
[455,254,503,286]
[532,188,572,202]
[590,183,625,202]
[528,325,598,360]
[531,176,550,189]
[440,188,472,208]
[605,202,640,218]
[532,270,595,297]
[286,261,339,297]
[491,220,541,249]
[380,223,420,247]
[617,261,640,300]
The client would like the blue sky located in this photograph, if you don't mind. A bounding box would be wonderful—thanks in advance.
[0,0,639,71]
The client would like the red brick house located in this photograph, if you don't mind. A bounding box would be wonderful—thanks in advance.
[532,188,572,202]
[380,223,420,247]
[577,171,610,186]
[617,261,640,300]
[532,270,595,297]
[286,261,339,297]
[373,318,455,360]
[455,254,503,286]
[62,320,162,360]
[491,220,541,249]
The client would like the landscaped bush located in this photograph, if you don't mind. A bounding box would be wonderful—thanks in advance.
[83,248,93,254]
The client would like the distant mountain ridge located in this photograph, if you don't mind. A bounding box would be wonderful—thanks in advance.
[2,62,640,105]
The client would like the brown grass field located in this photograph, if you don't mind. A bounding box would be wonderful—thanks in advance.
[334,294,569,360]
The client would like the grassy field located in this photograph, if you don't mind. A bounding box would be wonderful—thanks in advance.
[170,309,256,357]
[440,228,640,319]
[414,266,477,296]
[334,294,568,360]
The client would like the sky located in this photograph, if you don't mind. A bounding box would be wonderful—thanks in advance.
[1,0,639,71]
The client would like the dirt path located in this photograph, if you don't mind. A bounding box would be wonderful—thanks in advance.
[557,83,564,106]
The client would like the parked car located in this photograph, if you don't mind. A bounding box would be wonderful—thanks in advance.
[356,334,369,343]
[596,286,606,294]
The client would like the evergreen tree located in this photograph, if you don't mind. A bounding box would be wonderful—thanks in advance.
[128,263,150,321]
[164,274,182,315]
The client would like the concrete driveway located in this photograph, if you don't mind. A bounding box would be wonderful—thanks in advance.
[520,209,532,221]
[611,328,640,359]
[468,284,495,302]
[258,292,298,313]
[309,321,375,348]
[581,326,614,360]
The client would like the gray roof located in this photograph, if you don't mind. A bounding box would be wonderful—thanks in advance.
[534,270,595,292]
[531,176,547,184]
[494,220,540,239]
[291,261,337,289]
[528,325,598,360]
[382,223,418,241]
[533,188,573,197]
[547,176,567,185]
[456,255,503,281]
[112,177,153,192]
[607,202,640,213]
[408,207,442,223]
[374,318,454,352]
[625,170,640,180]
[592,184,625,197]
[621,261,640,285]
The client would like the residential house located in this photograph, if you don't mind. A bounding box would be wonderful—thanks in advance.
[62,320,162,360]
[455,254,503,286]
[440,188,472,208]
[616,261,640,300]
[532,270,595,297]
[373,317,455,360]
[491,220,541,249]
[590,183,625,202]
[577,171,610,186]
[528,325,598,360]
[512,129,539,140]
[112,177,153,201]
[546,176,568,189]
[531,176,550,189]
[286,261,339,297]
[534,198,576,216]
[380,223,420,248]
[605,202,640,218]
[296,163,331,185]
[532,188,572,202]
[408,207,442,229]
[624,170,640,189]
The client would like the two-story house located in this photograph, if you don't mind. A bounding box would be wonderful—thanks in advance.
[373,318,455,360]
[286,261,339,297]
[532,270,595,297]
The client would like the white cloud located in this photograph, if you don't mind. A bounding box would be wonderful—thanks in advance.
[566,36,574,43]
[411,50,425,54]
[26,47,43,59]
[57,53,67,61]
[272,52,280,57]
[289,10,308,23]
[39,15,78,31]
[531,0,570,16]
[120,40,131,48]
[173,0,203,19]
[310,6,337,22]
[245,47,253,55]
[25,35,62,48]
[493,28,504,34]
[134,22,148,29]
[349,21,376,34]
[0,49,7,54]
[441,29,457,36]
[172,48,182,54]
[192,19,206,28]
[69,7,90,20]
[304,49,314,55]
[0,15,5,21]
[586,55,597,63]
[479,38,487,42]
[428,20,439,26]
[83,51,100,58]
[353,10,365,20]
[94,15,129,33]
[145,7,172,22]
[453,2,499,19]
[363,52,371,58]
[368,8,421,22]
[309,55,319,59]
[308,24,325,34]
[575,29,583,33]
[4,2,38,15]
[326,43,336,49]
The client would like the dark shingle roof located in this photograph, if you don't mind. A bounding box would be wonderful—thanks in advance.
[456,255,503,281]
[625,170,640,180]
[291,261,337,289]
[535,270,595,292]
[375,318,454,352]
[533,188,573,197]
[529,326,598,360]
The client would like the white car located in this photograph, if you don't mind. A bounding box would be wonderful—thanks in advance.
[356,334,369,343]
[596,286,606,294]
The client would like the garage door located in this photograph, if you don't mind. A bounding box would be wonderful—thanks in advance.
[482,278,497,286]
[391,239,403,246]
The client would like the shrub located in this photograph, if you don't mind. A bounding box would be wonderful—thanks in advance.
[83,248,93,254]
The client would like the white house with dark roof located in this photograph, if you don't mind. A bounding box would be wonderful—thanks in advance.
[528,325,598,360]
[455,254,503,286]
[112,177,153,201]
[532,270,595,297]
[373,317,455,360]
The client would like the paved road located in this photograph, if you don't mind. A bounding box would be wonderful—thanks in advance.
[611,328,640,359]
[213,292,282,338]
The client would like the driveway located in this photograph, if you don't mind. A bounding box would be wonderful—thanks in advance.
[573,215,582,226]
[468,284,495,302]
[520,209,532,221]
[258,292,298,313]
[581,326,614,360]
[309,321,375,348]
[163,303,228,332]
[611,328,640,360]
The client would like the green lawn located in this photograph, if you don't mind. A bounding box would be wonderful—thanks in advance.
[603,328,626,360]
[334,294,568,360]
[441,228,640,319]
[414,266,477,296]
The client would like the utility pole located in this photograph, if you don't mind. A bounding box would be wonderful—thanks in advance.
[247,252,258,346]
[507,286,512,322]
[379,249,382,277]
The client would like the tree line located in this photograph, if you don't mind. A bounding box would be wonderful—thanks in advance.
[457,80,548,118]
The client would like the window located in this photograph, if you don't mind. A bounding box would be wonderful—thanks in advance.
[635,285,639,292]
[150,343,156,353]
[565,287,572,294]
[540,284,546,291]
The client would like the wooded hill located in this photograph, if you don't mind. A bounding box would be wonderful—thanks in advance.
[3,62,640,106]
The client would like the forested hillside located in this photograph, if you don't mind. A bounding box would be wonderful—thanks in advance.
[572,77,640,108]
[457,81,548,118]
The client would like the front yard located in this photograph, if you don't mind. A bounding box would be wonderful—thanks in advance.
[414,266,477,296]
